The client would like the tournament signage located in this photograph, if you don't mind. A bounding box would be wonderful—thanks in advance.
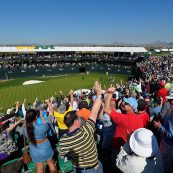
[15,45,55,52]
[35,45,55,49]
[16,46,35,51]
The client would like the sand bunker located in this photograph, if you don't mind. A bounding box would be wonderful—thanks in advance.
[23,80,45,85]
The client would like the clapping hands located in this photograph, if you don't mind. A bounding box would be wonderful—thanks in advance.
[93,81,102,95]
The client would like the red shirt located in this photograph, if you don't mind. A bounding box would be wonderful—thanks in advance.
[110,110,144,150]
[158,88,168,104]
[138,111,150,127]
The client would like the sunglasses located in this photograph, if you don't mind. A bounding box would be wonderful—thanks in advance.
[121,102,129,107]
[125,102,130,105]
[121,102,130,107]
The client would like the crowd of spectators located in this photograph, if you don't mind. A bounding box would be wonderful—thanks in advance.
[136,56,173,81]
[0,55,173,173]
[0,54,137,70]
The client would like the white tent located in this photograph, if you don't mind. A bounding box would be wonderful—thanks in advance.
[0,46,147,54]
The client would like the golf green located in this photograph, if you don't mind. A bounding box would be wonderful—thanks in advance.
[0,73,128,113]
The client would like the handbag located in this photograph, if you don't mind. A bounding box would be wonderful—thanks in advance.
[23,136,32,164]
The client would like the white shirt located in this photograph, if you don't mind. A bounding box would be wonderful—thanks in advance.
[116,143,164,173]
[73,101,78,111]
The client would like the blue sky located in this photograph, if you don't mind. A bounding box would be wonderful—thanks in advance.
[0,0,172,44]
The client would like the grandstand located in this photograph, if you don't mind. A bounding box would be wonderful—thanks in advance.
[0,46,147,80]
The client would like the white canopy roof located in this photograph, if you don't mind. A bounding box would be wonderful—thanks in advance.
[0,46,147,54]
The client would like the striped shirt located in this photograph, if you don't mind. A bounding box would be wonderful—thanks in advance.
[58,119,98,169]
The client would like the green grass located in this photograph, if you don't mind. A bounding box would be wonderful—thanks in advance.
[150,51,172,56]
[0,73,128,113]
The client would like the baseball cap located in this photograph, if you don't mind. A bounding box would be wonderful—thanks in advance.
[124,97,138,110]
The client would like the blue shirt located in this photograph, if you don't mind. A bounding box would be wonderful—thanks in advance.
[149,106,162,121]
[36,111,53,136]
[23,123,49,140]
[36,111,49,124]
[159,112,173,145]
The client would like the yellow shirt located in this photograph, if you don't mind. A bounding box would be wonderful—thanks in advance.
[54,106,73,130]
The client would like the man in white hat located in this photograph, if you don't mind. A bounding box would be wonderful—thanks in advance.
[116,128,163,173]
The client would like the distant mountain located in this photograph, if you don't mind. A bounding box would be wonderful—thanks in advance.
[142,41,173,48]
[111,41,173,48]
[110,41,136,46]
[0,41,173,48]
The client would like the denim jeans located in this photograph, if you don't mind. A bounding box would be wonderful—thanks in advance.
[73,160,103,173]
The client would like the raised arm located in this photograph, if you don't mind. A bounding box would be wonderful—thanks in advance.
[22,99,27,118]
[47,98,54,116]
[15,101,19,114]
[33,98,38,110]
[120,79,123,87]
[104,86,116,115]
[89,81,102,123]
[69,89,74,108]
[6,119,22,132]
[0,114,14,122]
[40,111,47,124]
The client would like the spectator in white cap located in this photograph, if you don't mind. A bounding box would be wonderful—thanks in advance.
[116,128,163,173]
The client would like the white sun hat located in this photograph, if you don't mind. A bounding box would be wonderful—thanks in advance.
[165,90,173,99]
[129,128,159,158]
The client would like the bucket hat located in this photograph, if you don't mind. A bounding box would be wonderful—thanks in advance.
[129,128,159,158]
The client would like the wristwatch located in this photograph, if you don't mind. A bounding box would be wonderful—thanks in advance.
[96,95,102,99]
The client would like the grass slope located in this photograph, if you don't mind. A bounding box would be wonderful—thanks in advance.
[0,73,128,113]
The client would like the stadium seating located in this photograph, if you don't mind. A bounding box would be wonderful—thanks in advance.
[0,158,23,173]
[56,143,73,173]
